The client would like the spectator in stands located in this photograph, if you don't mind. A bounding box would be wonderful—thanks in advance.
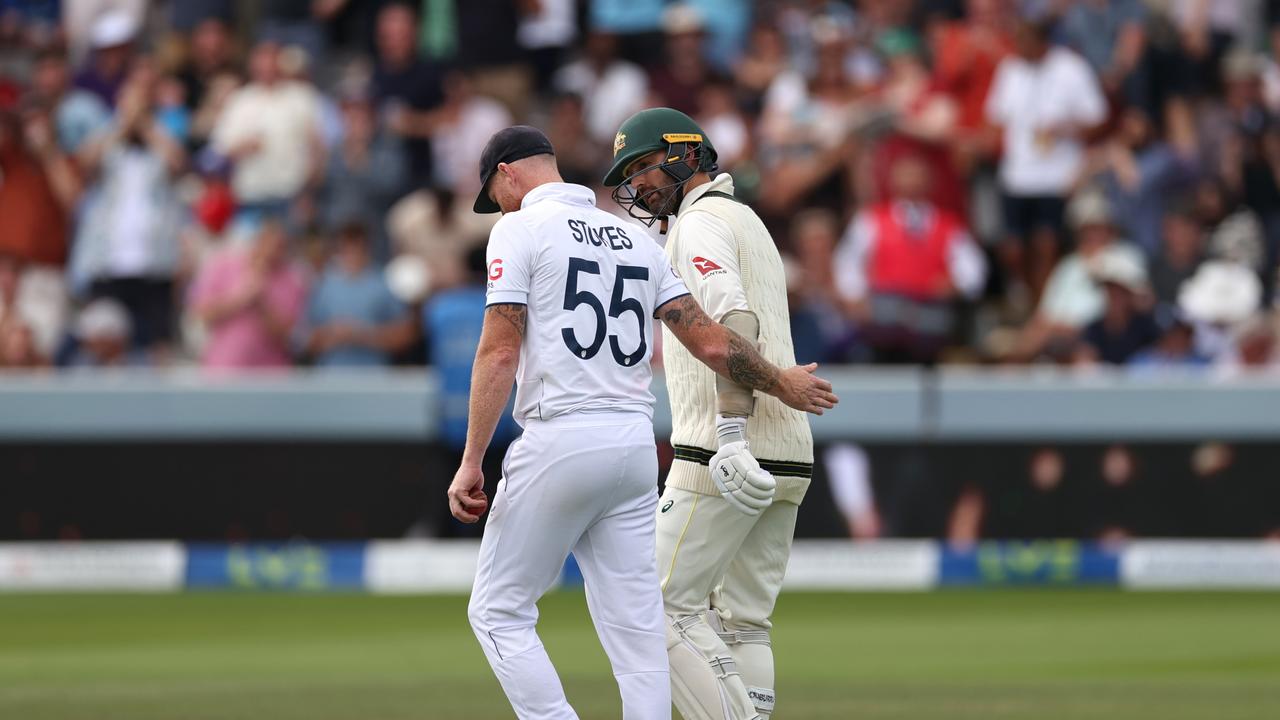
[517,0,578,94]
[788,209,858,363]
[71,63,186,355]
[1177,260,1262,363]
[0,109,76,359]
[321,89,407,262]
[695,75,750,172]
[985,18,1107,311]
[0,252,64,365]
[258,0,331,65]
[1081,103,1199,257]
[1217,313,1280,373]
[834,155,987,364]
[176,17,239,117]
[212,40,324,218]
[371,2,445,190]
[756,18,863,217]
[1057,0,1148,107]
[430,71,514,208]
[647,4,712,116]
[1169,0,1247,98]
[930,0,1014,175]
[422,244,518,535]
[64,298,147,367]
[1149,206,1207,312]
[1011,189,1146,362]
[588,0,667,60]
[1130,311,1209,371]
[190,220,308,370]
[75,9,140,108]
[734,23,789,115]
[552,31,649,148]
[452,0,530,120]
[0,315,43,368]
[304,223,413,368]
[1075,246,1160,365]
[868,29,964,218]
[544,93,606,188]
[28,48,112,155]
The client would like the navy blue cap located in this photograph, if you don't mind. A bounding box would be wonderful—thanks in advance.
[474,125,555,214]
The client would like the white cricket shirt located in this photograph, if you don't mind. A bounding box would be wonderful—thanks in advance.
[485,182,689,425]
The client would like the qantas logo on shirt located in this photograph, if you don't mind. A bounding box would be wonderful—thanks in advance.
[691,256,725,278]
[488,259,504,281]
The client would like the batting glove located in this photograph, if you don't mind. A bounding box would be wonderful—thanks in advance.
[710,439,776,516]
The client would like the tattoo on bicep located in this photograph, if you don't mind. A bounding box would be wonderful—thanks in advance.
[487,303,527,337]
[725,332,779,392]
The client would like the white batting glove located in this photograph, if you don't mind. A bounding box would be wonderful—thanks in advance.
[711,417,776,516]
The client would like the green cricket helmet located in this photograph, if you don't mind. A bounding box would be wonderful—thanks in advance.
[602,107,718,227]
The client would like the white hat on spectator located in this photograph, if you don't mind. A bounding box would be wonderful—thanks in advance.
[663,4,705,35]
[1066,188,1114,230]
[1222,51,1263,82]
[90,10,139,49]
[1178,261,1262,326]
[1208,211,1266,271]
[385,254,432,304]
[74,299,132,341]
[1090,245,1149,293]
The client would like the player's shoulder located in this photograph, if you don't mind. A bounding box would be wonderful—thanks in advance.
[487,210,542,254]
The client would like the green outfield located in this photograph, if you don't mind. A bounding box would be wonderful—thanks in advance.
[1,590,1277,719]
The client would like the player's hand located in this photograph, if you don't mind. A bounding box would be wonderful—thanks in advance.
[447,464,488,523]
[776,363,838,415]
[710,441,776,516]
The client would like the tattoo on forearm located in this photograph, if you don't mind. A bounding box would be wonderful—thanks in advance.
[725,332,779,392]
[660,296,715,331]
[487,303,527,337]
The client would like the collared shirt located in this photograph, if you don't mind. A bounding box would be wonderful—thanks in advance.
[485,182,688,424]
[834,201,987,302]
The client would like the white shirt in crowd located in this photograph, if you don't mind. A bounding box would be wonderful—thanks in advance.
[517,0,577,50]
[212,81,323,203]
[1038,242,1146,327]
[833,203,988,302]
[985,46,1107,197]
[553,59,649,145]
[433,97,514,198]
[485,183,688,425]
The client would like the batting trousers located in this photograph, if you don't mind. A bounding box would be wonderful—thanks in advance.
[468,411,671,720]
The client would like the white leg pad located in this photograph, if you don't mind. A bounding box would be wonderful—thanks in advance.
[718,628,775,719]
[666,614,761,720]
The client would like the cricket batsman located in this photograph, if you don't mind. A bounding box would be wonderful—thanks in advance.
[603,108,815,719]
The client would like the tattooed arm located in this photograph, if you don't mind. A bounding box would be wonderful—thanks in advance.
[657,295,838,415]
[449,302,525,522]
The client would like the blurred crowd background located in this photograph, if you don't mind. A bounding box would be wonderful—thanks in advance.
[2,0,1280,376]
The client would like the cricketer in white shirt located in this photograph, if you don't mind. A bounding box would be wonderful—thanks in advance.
[449,129,836,720]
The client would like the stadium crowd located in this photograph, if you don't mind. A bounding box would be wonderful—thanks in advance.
[2,0,1280,373]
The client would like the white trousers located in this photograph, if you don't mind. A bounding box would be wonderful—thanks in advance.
[468,412,671,720]
[656,485,799,719]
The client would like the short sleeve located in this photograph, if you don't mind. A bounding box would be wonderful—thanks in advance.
[653,256,690,315]
[485,217,534,306]
[833,212,874,301]
[670,212,749,321]
[984,61,1012,125]
[1067,55,1107,125]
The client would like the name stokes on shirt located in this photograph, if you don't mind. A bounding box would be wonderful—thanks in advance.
[567,219,634,251]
